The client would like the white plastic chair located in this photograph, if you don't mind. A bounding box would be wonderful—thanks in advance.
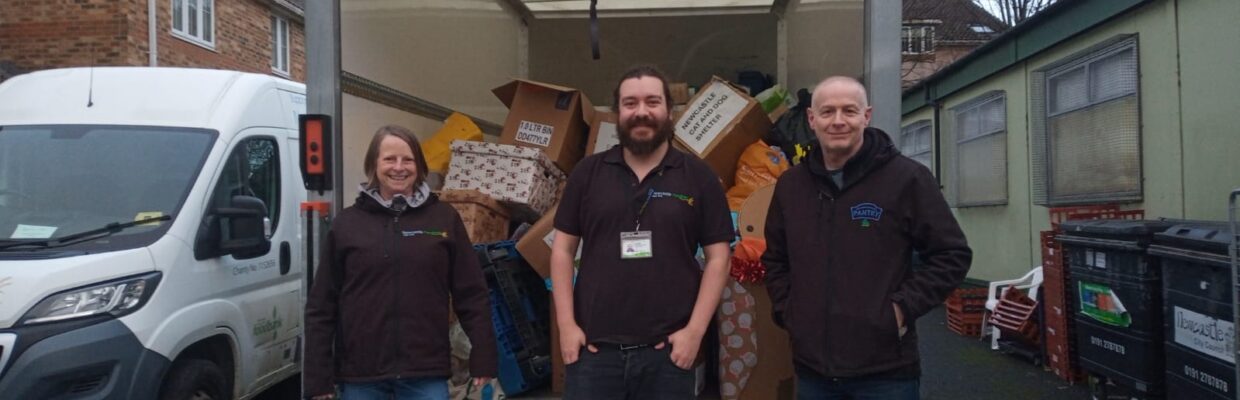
[983,266,1043,350]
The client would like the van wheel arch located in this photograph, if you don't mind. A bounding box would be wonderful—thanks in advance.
[159,335,236,400]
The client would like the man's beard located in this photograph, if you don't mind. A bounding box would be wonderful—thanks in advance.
[618,115,674,156]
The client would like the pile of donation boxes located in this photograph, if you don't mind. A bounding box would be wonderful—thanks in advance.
[434,76,798,399]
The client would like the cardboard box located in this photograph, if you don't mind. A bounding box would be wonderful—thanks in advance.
[736,184,775,238]
[515,208,557,279]
[673,77,773,187]
[443,141,566,222]
[670,82,691,105]
[584,112,619,155]
[515,207,583,280]
[439,189,510,244]
[494,79,595,173]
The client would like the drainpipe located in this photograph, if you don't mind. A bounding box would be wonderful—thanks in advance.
[927,89,943,187]
[148,0,158,66]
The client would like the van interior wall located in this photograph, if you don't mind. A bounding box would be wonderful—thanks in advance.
[528,14,778,106]
[341,2,523,126]
[784,0,865,94]
[340,2,522,195]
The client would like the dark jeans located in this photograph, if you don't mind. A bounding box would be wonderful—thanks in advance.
[563,344,695,400]
[796,367,920,400]
[339,378,449,400]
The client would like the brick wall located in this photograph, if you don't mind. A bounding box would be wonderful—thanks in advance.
[0,0,144,69]
[0,0,305,82]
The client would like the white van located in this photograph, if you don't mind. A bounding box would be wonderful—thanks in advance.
[0,67,307,400]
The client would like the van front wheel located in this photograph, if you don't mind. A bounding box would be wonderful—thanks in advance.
[160,359,229,400]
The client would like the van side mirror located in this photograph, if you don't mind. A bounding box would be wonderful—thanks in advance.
[194,195,271,260]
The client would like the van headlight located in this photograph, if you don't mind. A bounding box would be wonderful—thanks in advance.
[19,272,161,326]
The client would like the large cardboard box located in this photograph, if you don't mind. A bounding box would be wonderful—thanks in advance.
[673,77,774,187]
[443,141,566,222]
[584,112,619,156]
[722,184,794,400]
[439,189,510,244]
[494,79,595,173]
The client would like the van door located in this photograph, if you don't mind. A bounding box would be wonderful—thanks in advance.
[203,130,302,395]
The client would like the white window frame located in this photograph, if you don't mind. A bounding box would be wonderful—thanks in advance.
[900,120,932,169]
[1032,36,1142,205]
[951,91,1008,207]
[901,25,935,55]
[171,0,216,49]
[270,15,290,77]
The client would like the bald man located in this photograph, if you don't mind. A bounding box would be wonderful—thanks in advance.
[761,76,972,399]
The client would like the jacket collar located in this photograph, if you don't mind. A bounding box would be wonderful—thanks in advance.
[807,127,899,192]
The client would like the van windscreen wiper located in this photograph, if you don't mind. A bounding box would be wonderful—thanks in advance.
[0,215,172,251]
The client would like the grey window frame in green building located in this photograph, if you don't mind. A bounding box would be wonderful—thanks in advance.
[900,119,933,170]
[950,91,1008,207]
[1031,35,1142,206]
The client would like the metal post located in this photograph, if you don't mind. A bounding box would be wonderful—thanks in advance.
[306,0,343,215]
[1229,188,1239,400]
[864,0,901,134]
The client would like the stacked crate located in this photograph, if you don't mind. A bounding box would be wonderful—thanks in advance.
[1042,205,1145,384]
[945,287,989,338]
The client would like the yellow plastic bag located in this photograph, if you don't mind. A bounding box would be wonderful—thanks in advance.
[424,112,484,173]
[726,140,789,211]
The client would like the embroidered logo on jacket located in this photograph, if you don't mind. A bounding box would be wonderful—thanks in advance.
[650,190,695,206]
[402,230,448,238]
[850,203,883,228]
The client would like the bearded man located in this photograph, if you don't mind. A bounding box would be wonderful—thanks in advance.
[549,65,734,400]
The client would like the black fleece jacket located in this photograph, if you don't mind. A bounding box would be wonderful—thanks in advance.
[762,128,972,378]
[303,193,497,397]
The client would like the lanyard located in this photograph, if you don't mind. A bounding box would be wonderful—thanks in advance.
[635,188,654,230]
[631,166,667,230]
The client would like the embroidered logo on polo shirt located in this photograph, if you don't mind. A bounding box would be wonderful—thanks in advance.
[850,203,883,228]
[650,190,695,207]
[402,229,448,238]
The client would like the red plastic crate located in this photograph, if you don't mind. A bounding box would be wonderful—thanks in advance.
[945,287,988,338]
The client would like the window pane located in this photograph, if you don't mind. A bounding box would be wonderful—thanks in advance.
[981,98,1005,134]
[1091,48,1137,101]
[1049,96,1141,198]
[914,153,931,169]
[202,0,213,42]
[958,108,980,140]
[916,125,931,152]
[957,133,1007,205]
[173,0,183,31]
[244,139,281,228]
[188,0,198,37]
[271,17,279,68]
[1050,66,1087,114]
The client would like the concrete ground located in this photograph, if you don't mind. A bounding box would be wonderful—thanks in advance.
[258,306,1095,400]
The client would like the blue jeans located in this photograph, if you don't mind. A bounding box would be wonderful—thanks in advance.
[563,344,696,400]
[339,378,449,400]
[795,368,919,400]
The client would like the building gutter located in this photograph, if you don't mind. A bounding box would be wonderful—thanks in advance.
[148,0,157,66]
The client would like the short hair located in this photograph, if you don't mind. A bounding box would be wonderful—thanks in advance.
[812,76,869,108]
[362,124,429,191]
[611,64,673,113]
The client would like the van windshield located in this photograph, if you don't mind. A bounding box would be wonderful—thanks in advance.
[0,125,216,253]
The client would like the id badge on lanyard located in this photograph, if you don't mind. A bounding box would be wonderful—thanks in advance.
[621,188,657,259]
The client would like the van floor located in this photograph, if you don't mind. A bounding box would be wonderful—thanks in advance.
[255,307,1094,399]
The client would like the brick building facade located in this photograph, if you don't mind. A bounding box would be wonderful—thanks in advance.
[0,0,305,82]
